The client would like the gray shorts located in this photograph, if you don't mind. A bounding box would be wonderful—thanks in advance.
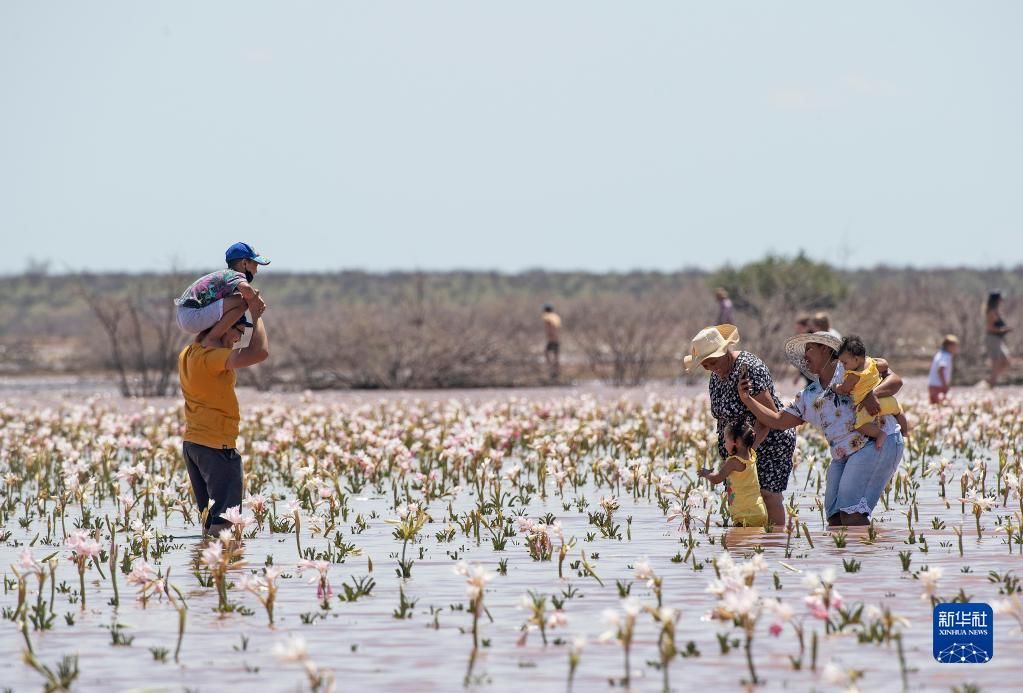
[176,300,224,333]
[987,333,1010,363]
[182,441,243,530]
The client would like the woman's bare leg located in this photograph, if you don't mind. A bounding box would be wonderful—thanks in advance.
[761,490,785,528]
[991,357,1010,386]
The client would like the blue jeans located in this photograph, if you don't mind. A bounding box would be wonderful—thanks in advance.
[825,432,904,520]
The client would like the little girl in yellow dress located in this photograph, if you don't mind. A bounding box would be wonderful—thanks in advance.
[698,421,769,528]
[834,335,908,450]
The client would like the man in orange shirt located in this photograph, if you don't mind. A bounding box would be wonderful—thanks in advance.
[179,302,269,537]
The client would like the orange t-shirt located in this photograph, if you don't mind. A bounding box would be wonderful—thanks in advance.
[178,344,239,449]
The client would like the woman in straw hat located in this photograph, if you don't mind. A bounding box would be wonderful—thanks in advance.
[684,324,796,528]
[737,331,905,527]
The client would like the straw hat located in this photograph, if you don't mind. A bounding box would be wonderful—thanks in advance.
[784,331,842,377]
[683,324,739,372]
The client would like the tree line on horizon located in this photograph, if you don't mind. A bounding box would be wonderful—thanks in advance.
[0,256,1018,394]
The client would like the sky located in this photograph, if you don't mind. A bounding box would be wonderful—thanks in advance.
[1,1,1021,274]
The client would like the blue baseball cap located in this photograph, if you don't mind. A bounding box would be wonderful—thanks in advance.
[225,242,271,266]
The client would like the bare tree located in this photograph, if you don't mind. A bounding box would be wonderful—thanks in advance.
[9,264,1015,389]
[274,294,540,390]
[571,293,681,386]
[76,271,188,397]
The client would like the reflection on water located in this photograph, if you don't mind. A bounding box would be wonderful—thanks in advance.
[1,388,1021,692]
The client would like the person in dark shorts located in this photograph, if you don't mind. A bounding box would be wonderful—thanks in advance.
[178,302,269,536]
[543,304,562,381]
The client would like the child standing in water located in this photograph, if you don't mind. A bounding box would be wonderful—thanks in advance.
[928,335,959,404]
[834,335,908,449]
[698,421,769,528]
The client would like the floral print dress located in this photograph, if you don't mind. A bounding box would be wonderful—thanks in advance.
[708,351,796,493]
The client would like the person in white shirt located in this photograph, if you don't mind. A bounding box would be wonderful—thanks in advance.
[928,335,959,404]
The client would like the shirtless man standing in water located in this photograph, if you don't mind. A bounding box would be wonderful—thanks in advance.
[543,304,562,381]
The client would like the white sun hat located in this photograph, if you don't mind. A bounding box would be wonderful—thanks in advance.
[683,324,740,372]
[784,331,842,377]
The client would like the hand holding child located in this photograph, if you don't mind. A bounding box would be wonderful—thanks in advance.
[857,390,881,416]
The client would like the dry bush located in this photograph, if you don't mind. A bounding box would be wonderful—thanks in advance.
[0,338,41,375]
[841,273,991,382]
[76,272,187,396]
[569,293,684,386]
[274,298,541,389]
[841,283,915,362]
[24,265,1020,393]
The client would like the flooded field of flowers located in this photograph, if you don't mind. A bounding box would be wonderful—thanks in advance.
[1,385,1021,692]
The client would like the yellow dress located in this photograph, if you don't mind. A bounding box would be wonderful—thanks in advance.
[845,357,902,428]
[725,451,769,528]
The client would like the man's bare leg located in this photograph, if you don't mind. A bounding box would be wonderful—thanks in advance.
[761,490,785,528]
[222,293,247,312]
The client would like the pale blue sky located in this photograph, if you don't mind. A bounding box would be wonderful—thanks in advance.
[2,1,1020,274]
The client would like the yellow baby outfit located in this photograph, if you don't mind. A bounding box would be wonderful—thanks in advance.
[845,357,903,428]
[724,451,769,528]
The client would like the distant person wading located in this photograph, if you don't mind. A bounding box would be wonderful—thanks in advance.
[542,304,562,381]
[715,288,734,325]
[928,335,959,404]
[985,291,1012,386]
[811,311,841,340]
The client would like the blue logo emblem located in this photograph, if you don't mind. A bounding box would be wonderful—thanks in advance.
[933,603,993,663]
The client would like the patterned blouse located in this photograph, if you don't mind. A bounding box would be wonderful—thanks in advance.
[783,363,899,460]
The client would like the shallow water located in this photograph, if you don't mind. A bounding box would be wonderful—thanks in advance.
[1,386,1021,692]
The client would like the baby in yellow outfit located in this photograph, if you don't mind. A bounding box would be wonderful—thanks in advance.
[834,335,908,449]
[698,421,769,528]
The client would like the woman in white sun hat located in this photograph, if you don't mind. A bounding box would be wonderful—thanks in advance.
[684,324,796,528]
[737,331,905,527]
